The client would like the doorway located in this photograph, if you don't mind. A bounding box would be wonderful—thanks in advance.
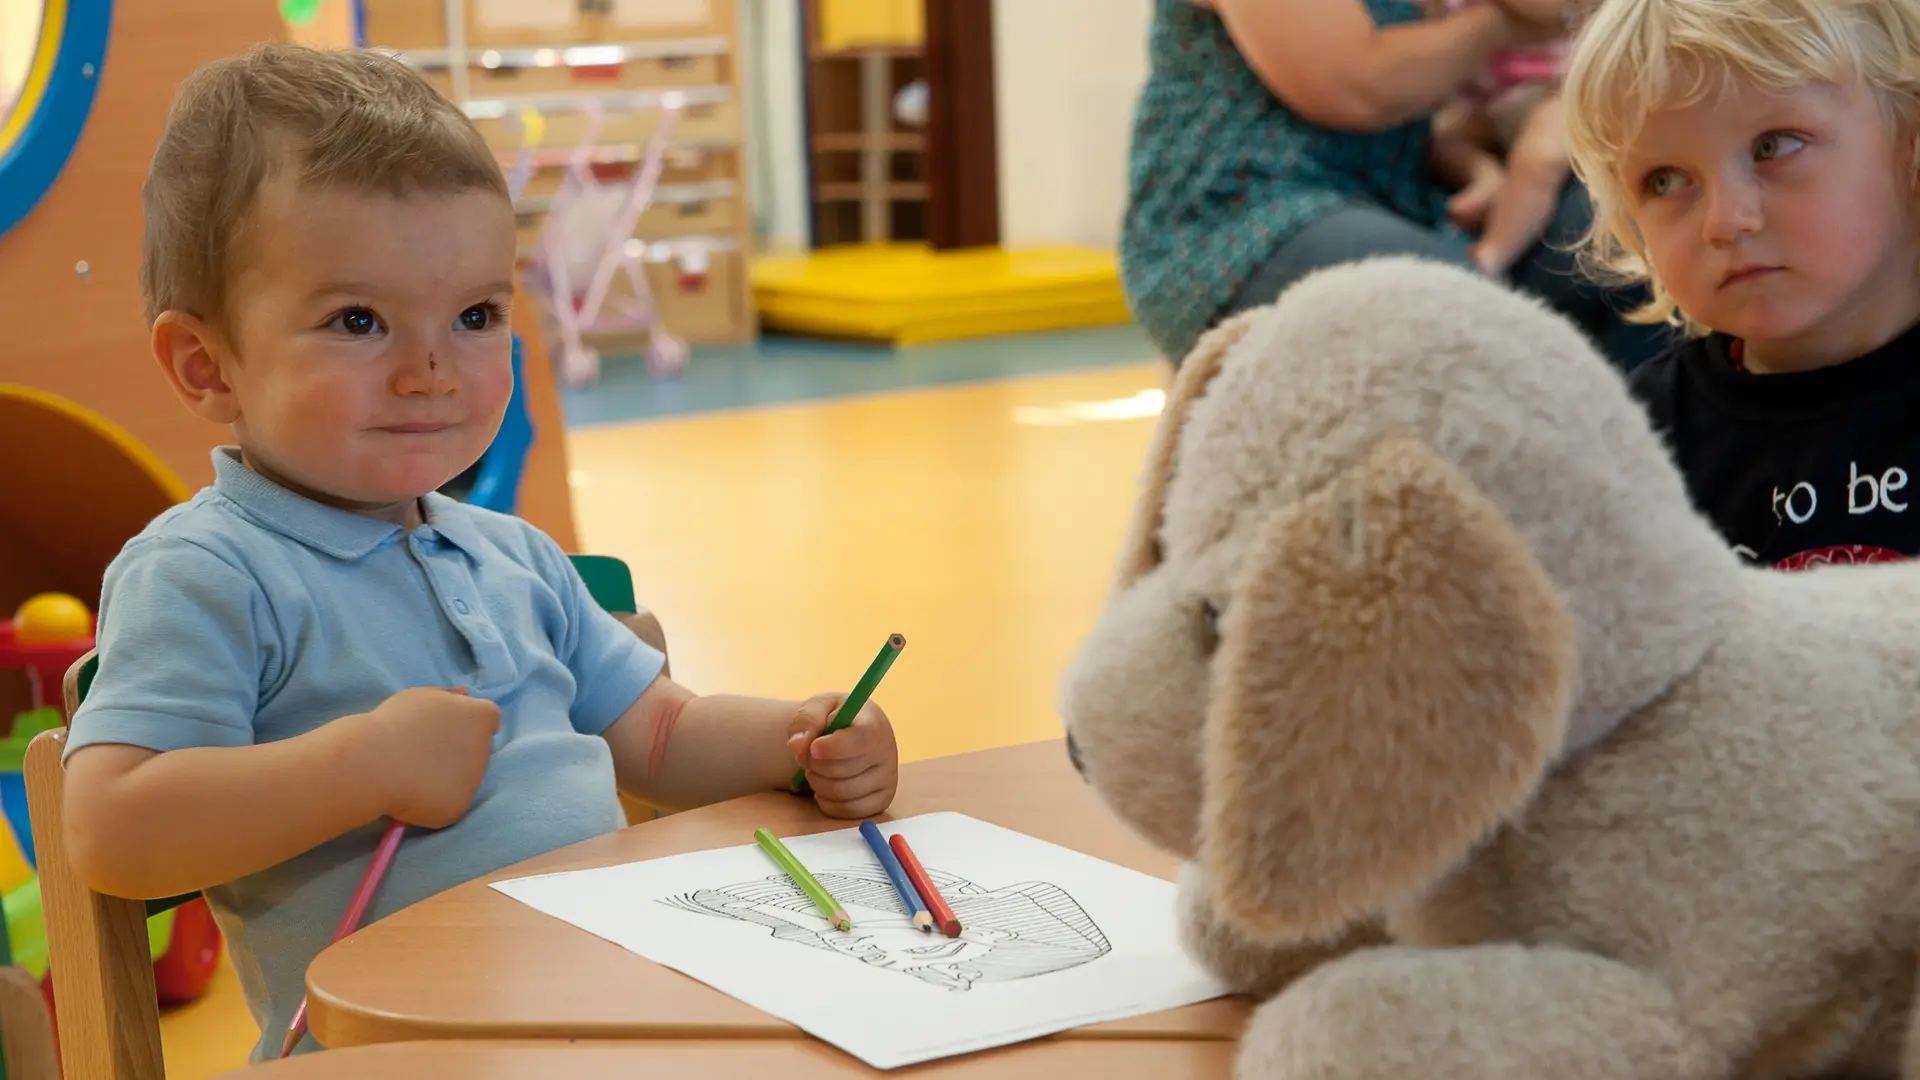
[799,0,999,250]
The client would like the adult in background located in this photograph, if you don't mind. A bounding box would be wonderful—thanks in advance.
[1121,0,1670,372]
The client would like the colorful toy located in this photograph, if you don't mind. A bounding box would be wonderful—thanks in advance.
[10,595,91,646]
[149,897,223,1005]
[0,596,225,1044]
[0,840,225,1037]
[0,597,91,871]
[509,97,694,385]
[0,710,59,870]
[0,593,94,720]
[0,809,31,897]
[4,698,221,1006]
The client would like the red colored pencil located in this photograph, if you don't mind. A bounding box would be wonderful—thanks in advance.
[889,832,960,938]
[280,819,407,1057]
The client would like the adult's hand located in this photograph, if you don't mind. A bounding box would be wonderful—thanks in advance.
[1210,0,1518,132]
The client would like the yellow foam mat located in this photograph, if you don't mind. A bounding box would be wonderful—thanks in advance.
[749,243,1133,344]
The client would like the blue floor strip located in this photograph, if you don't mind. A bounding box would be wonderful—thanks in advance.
[558,325,1158,428]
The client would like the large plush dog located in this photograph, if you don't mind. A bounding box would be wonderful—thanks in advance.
[1059,255,1920,1079]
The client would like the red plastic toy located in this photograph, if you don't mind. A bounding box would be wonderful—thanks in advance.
[0,592,227,1033]
[0,595,95,722]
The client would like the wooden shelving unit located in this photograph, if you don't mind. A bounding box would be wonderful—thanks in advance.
[801,0,928,248]
[358,0,757,346]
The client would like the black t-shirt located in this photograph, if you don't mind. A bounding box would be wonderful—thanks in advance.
[1627,322,1920,570]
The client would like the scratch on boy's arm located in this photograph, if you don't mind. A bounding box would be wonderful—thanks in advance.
[645,683,689,779]
[600,675,692,794]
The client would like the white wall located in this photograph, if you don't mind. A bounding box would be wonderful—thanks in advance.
[741,0,812,250]
[743,0,1152,252]
[991,0,1150,250]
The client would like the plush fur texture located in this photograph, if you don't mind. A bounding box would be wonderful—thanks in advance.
[1058,255,1920,1079]
[1205,436,1576,941]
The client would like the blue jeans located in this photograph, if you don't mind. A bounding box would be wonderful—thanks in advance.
[1221,182,1673,374]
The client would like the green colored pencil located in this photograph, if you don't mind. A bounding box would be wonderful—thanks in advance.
[791,633,906,791]
[755,827,850,930]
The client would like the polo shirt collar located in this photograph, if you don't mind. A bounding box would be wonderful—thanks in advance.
[420,491,486,554]
[211,447,477,561]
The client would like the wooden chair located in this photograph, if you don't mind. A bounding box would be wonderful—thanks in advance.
[24,555,667,1080]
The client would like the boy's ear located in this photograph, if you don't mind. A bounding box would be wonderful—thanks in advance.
[152,311,240,425]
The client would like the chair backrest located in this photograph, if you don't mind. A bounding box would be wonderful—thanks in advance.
[24,554,663,1080]
[567,555,671,826]
[461,335,533,515]
[26,686,161,1080]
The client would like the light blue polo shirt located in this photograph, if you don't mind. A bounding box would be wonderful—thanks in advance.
[65,447,665,1061]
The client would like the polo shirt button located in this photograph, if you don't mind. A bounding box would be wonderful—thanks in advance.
[453,599,470,615]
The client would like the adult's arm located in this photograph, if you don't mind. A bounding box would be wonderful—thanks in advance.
[1199,0,1528,132]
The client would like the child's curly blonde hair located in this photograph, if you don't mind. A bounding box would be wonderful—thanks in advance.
[1562,0,1920,335]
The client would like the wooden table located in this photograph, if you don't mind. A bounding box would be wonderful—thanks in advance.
[306,740,1250,1048]
[212,1039,1237,1079]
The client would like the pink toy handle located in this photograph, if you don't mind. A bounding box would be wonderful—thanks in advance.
[576,93,685,324]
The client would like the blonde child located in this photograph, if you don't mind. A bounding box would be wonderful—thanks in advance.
[1563,0,1920,568]
[61,44,900,1061]
[1427,0,1577,275]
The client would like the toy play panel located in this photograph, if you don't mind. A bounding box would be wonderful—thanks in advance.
[0,0,112,236]
[0,385,186,628]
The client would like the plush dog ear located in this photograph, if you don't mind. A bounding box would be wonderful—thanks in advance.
[1200,435,1575,942]
[1113,311,1262,588]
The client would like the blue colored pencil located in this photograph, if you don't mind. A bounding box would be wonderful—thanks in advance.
[860,820,932,932]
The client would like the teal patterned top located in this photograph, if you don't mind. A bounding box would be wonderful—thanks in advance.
[1120,0,1459,360]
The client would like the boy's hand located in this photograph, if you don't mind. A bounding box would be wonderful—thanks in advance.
[786,694,898,818]
[359,686,499,829]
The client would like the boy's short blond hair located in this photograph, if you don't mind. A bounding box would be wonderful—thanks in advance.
[141,43,509,328]
[1563,0,1920,333]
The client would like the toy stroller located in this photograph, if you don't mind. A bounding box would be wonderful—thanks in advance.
[508,93,692,385]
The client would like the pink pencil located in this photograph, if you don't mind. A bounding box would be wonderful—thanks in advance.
[280,819,407,1057]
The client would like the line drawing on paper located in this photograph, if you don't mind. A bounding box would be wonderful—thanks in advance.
[659,865,1112,991]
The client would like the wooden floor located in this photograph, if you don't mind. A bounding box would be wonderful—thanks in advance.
[155,361,1168,1076]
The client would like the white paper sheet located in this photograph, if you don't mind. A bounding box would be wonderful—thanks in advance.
[489,812,1231,1069]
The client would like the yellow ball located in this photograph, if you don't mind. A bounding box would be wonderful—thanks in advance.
[13,593,92,644]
